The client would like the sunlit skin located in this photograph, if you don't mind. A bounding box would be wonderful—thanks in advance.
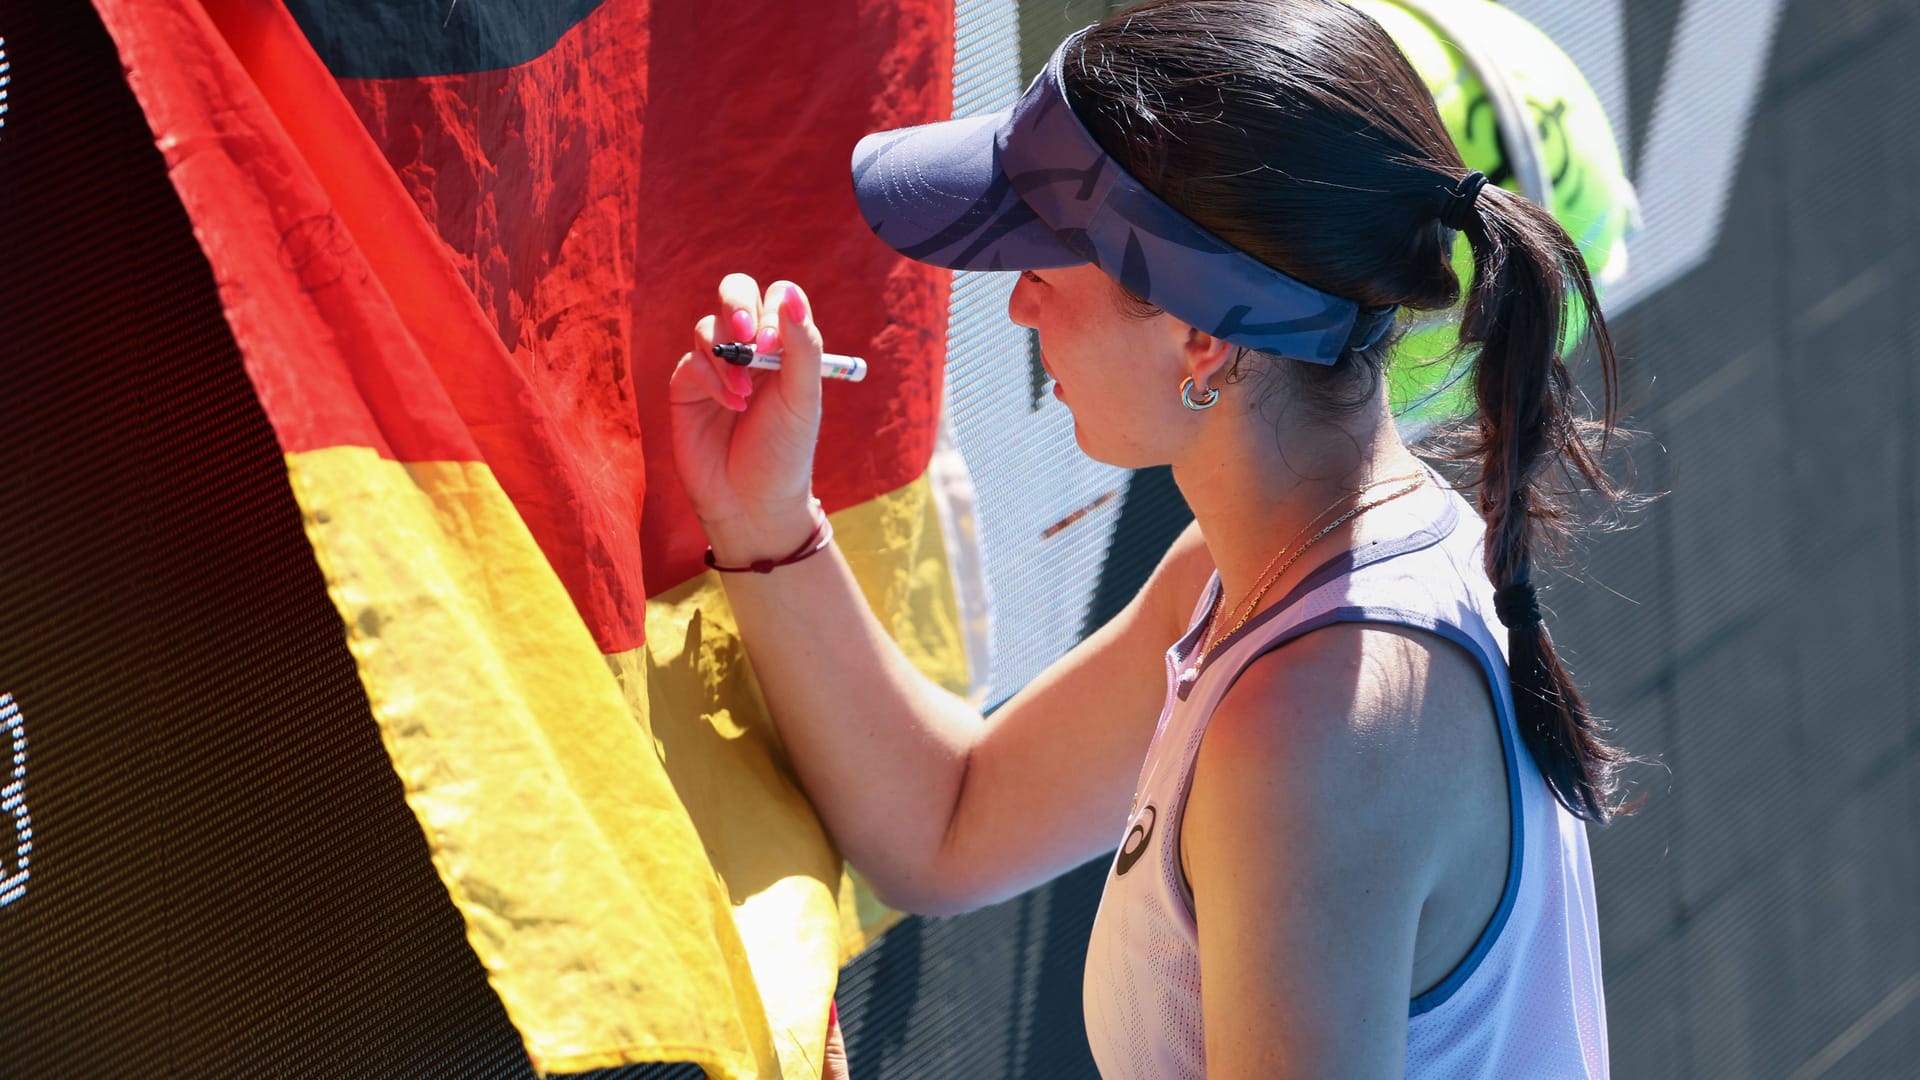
[1006,261,1441,612]
[1008,261,1509,1077]
[674,268,1513,1077]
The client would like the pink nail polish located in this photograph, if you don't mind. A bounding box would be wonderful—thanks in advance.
[781,286,808,324]
[730,310,755,343]
[756,327,779,354]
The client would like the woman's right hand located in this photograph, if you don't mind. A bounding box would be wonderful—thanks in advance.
[669,274,826,542]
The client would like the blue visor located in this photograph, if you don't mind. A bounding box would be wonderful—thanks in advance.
[850,27,1397,364]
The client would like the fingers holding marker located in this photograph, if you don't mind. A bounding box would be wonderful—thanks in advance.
[688,314,748,411]
[729,308,754,346]
[719,272,764,321]
[671,349,746,413]
[781,282,811,331]
[722,309,757,397]
[755,279,783,351]
[707,275,861,385]
[771,280,821,363]
[770,281,824,407]
[717,273,765,396]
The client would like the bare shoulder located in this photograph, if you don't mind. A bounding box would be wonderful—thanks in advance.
[1192,621,1496,859]
[1181,621,1500,1073]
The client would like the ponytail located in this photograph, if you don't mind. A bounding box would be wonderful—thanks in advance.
[1066,0,1648,822]
[1447,176,1646,824]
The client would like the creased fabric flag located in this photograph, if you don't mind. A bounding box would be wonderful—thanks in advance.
[90,0,962,1075]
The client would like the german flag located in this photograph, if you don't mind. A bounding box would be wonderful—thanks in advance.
[89,0,963,1075]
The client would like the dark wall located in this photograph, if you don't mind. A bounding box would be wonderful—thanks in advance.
[1569,3,1920,1076]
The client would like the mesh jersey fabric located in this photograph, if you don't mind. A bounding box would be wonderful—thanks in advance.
[1082,476,1609,1078]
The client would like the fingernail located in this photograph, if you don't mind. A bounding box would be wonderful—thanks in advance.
[781,285,808,325]
[727,368,752,396]
[730,310,755,343]
[726,392,748,412]
[756,327,779,354]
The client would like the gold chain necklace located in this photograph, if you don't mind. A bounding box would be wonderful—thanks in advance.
[1191,471,1429,668]
[1193,475,1413,652]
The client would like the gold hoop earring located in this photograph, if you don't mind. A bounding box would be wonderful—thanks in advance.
[1181,377,1219,411]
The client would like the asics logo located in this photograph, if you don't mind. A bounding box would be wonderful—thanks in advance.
[1114,804,1156,878]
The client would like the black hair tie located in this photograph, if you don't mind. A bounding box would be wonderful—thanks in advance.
[1493,579,1542,629]
[1343,304,1400,355]
[1439,170,1489,231]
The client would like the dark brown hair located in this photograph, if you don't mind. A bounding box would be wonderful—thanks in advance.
[1072,0,1644,822]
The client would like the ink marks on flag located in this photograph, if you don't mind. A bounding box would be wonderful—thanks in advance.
[278,213,356,294]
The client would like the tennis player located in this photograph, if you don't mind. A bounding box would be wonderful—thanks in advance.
[670,1,1639,1074]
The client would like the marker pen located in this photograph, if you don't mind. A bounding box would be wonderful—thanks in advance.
[713,341,868,383]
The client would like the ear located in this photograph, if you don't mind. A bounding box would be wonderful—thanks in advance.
[1182,325,1238,389]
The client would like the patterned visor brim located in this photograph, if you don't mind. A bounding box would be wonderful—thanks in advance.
[849,27,1397,364]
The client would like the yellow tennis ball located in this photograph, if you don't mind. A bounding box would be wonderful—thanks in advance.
[1349,0,1638,430]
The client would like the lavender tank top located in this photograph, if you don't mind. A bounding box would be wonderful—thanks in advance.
[1082,482,1609,1078]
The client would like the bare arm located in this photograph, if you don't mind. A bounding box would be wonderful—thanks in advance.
[711,510,1211,915]
[1188,626,1463,1077]
[924,519,1212,911]
[671,272,1212,914]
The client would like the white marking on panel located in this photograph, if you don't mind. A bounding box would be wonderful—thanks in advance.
[1608,0,1788,310]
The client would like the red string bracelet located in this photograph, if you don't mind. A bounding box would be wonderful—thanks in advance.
[703,499,834,574]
